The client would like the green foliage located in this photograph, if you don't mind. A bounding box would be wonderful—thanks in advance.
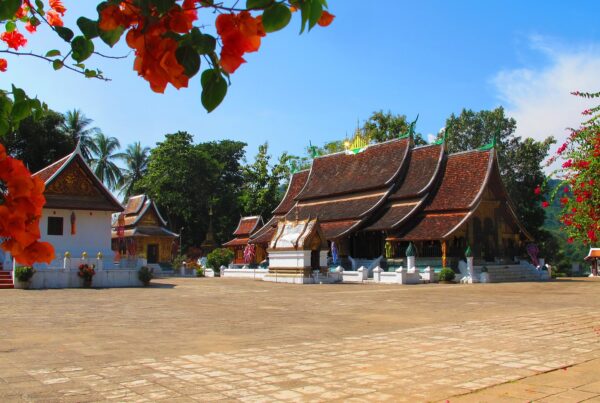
[0,87,47,138]
[60,109,99,161]
[71,36,95,63]
[438,267,456,282]
[120,142,150,199]
[201,69,227,113]
[88,132,125,190]
[14,266,35,282]
[138,266,154,285]
[3,110,74,172]
[195,267,205,277]
[364,111,427,145]
[442,107,555,238]
[172,254,187,269]
[262,3,292,33]
[207,248,234,272]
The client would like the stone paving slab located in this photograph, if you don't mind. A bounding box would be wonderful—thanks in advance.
[1,278,600,401]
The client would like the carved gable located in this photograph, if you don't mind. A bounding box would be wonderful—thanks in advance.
[45,159,102,197]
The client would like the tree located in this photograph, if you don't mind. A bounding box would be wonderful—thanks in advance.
[88,132,124,191]
[441,107,556,237]
[136,132,221,248]
[4,109,73,172]
[60,109,99,162]
[364,110,427,145]
[197,140,247,243]
[239,143,291,217]
[120,141,150,199]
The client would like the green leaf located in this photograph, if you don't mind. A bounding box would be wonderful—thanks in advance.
[175,45,201,78]
[187,29,216,54]
[262,3,292,33]
[53,60,64,70]
[0,0,21,20]
[77,17,99,39]
[34,0,45,14]
[55,26,74,42]
[246,0,273,9]
[99,26,124,47]
[71,36,95,63]
[5,21,16,33]
[153,0,176,14]
[201,69,227,113]
[45,49,61,57]
[74,63,86,69]
[12,101,31,122]
[308,0,323,31]
[84,69,97,78]
[11,84,25,104]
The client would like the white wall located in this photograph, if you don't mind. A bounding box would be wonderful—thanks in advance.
[39,208,115,266]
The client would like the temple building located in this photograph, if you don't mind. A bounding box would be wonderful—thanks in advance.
[111,195,178,265]
[223,216,265,264]
[247,134,532,271]
[31,145,124,265]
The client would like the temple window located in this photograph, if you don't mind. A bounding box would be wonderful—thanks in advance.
[47,216,64,236]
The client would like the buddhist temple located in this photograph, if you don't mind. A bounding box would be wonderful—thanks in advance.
[223,216,265,264]
[248,135,532,271]
[111,195,178,265]
[31,145,124,265]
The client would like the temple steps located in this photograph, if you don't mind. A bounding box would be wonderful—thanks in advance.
[0,271,14,289]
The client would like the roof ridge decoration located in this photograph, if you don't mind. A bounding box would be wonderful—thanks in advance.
[478,129,499,151]
[399,114,419,140]
[433,122,449,146]
[343,127,371,155]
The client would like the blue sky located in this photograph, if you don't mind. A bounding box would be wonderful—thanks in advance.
[2,1,599,163]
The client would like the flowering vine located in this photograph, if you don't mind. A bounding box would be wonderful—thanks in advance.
[538,91,600,246]
[0,0,335,112]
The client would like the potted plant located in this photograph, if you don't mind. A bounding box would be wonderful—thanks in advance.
[207,248,234,276]
[138,266,153,286]
[14,266,35,289]
[78,264,96,287]
[195,267,205,277]
[438,267,456,284]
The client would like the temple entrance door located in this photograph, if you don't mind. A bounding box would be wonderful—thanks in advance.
[147,244,159,264]
[311,250,319,271]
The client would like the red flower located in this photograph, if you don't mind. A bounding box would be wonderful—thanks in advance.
[317,11,335,27]
[563,187,569,193]
[562,159,572,168]
[50,0,66,16]
[0,30,27,50]
[46,10,64,27]
[25,21,37,33]
[560,197,569,205]
[534,185,541,195]
[542,201,549,208]
[567,237,574,244]
[0,58,6,72]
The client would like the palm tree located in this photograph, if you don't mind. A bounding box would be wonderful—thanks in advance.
[60,109,99,161]
[120,142,150,198]
[88,133,125,191]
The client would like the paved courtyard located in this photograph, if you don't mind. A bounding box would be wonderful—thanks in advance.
[1,278,600,402]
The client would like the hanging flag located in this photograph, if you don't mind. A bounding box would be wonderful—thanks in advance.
[331,241,338,265]
[70,211,77,235]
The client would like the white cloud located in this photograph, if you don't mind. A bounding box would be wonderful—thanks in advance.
[493,39,599,159]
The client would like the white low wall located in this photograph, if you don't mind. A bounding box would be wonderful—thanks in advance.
[342,267,368,283]
[223,268,268,279]
[18,269,143,289]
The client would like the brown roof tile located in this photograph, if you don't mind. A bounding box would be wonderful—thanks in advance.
[33,152,71,182]
[296,138,410,201]
[391,144,443,200]
[223,237,250,247]
[249,224,277,245]
[425,150,492,212]
[233,216,263,236]
[286,192,386,222]
[364,201,422,231]
[320,220,361,239]
[124,195,147,215]
[397,213,469,241]
[272,170,309,215]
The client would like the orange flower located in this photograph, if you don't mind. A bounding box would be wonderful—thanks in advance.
[99,4,124,31]
[216,12,266,74]
[317,11,335,27]
[46,10,64,27]
[0,58,7,72]
[49,0,67,16]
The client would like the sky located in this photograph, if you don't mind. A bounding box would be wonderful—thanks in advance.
[2,1,600,165]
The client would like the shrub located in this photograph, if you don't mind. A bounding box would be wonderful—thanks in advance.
[138,266,154,285]
[196,267,204,277]
[438,267,456,282]
[207,248,234,273]
[172,254,187,269]
[15,266,35,282]
[77,264,96,281]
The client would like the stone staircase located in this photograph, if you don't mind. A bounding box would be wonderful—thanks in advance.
[0,271,14,289]
[348,256,383,276]
[473,264,544,283]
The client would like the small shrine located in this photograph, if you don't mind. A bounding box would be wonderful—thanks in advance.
[223,216,265,264]
[111,194,179,265]
[31,145,124,266]
[585,248,600,276]
[264,218,328,284]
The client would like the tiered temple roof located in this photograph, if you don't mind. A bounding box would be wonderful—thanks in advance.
[249,136,531,245]
[223,216,264,247]
[33,147,123,212]
[112,194,177,238]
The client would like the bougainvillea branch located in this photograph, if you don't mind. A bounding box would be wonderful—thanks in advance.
[538,91,600,246]
[0,0,335,112]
